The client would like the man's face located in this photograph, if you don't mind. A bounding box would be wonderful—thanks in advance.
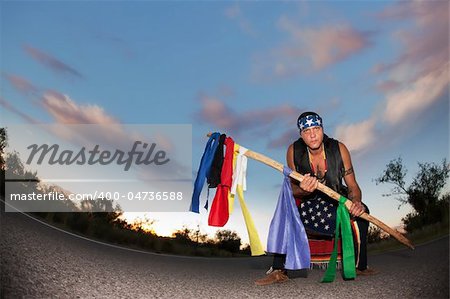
[300,126,324,150]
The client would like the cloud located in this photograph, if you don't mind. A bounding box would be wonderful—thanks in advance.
[335,118,377,153]
[2,78,190,195]
[0,97,39,124]
[93,32,135,60]
[377,1,449,126]
[252,17,371,81]
[23,45,83,78]
[3,73,39,96]
[41,90,119,124]
[376,80,400,93]
[376,1,448,80]
[383,63,448,125]
[195,93,303,148]
[267,129,300,150]
[195,92,346,149]
[279,19,371,70]
[334,1,449,155]
[196,94,300,134]
[224,3,256,36]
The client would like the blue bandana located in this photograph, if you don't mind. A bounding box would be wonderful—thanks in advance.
[297,114,323,132]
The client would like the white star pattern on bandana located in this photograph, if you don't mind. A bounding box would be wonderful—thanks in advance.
[297,114,323,132]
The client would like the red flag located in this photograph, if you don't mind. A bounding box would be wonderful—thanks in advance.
[208,137,234,227]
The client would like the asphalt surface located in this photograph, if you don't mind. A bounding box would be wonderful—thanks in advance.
[1,211,449,299]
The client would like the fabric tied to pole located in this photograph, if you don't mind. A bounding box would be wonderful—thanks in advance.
[207,134,226,188]
[230,145,264,256]
[321,196,356,282]
[190,132,220,213]
[267,166,310,270]
[208,137,234,227]
[227,143,238,214]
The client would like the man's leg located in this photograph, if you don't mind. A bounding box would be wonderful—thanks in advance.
[272,253,286,270]
[355,204,378,275]
[254,254,289,286]
[355,210,369,270]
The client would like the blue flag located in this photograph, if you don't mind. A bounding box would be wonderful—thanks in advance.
[267,166,310,270]
[190,132,220,213]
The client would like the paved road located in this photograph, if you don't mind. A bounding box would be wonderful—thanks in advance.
[1,211,448,298]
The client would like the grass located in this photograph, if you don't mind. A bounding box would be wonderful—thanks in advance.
[368,221,449,255]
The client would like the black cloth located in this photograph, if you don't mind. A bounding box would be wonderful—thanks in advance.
[354,204,369,270]
[207,134,226,188]
[293,134,346,194]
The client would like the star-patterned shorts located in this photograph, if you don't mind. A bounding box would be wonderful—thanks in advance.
[298,195,338,237]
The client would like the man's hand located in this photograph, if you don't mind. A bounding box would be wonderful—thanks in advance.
[349,201,365,217]
[299,173,318,193]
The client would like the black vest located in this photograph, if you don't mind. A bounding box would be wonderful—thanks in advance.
[293,134,347,198]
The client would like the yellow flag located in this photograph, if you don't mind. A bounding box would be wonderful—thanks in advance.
[227,143,238,214]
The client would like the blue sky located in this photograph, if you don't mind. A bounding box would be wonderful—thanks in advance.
[1,1,449,246]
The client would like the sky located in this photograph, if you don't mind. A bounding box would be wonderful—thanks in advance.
[1,1,449,247]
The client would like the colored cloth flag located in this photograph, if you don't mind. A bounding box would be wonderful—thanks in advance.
[207,134,226,188]
[230,144,264,256]
[321,196,356,282]
[208,137,234,227]
[190,132,220,213]
[227,142,238,214]
[267,166,310,270]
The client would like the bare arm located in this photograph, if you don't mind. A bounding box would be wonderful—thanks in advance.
[339,142,364,216]
[287,144,318,198]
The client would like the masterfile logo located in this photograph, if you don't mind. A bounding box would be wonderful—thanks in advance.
[26,141,170,171]
[4,124,192,213]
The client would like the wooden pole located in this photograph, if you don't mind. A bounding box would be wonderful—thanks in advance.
[207,133,414,249]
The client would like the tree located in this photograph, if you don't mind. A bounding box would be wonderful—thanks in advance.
[375,157,449,231]
[0,127,7,202]
[215,230,241,253]
[172,226,194,244]
[367,225,385,243]
[172,225,207,244]
[0,127,7,170]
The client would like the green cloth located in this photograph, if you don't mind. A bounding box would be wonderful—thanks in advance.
[321,196,356,283]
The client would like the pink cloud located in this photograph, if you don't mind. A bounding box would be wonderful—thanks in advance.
[0,97,39,124]
[195,94,302,146]
[252,18,371,81]
[280,21,370,70]
[376,80,401,93]
[197,94,300,131]
[376,1,448,80]
[41,90,119,124]
[23,45,83,78]
[8,86,187,180]
[383,63,448,126]
[376,1,449,125]
[335,1,449,155]
[3,74,39,95]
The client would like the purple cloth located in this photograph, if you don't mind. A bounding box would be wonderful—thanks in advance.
[267,166,311,270]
